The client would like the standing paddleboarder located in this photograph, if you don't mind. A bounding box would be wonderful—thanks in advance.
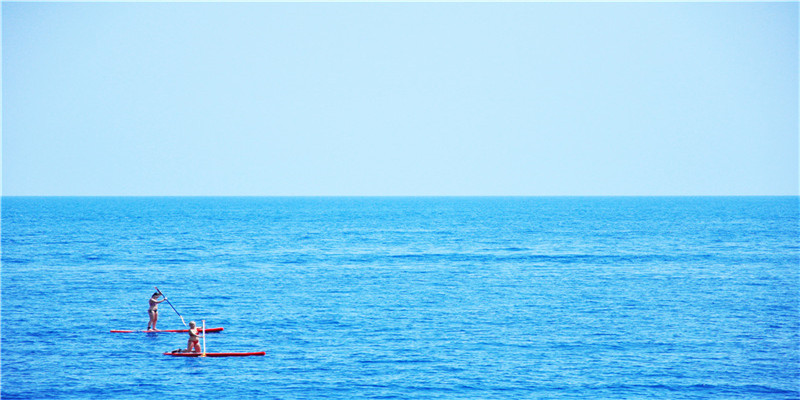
[147,292,167,331]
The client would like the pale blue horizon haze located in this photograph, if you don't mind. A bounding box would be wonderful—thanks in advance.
[2,2,798,196]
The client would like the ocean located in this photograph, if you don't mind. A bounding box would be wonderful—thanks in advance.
[2,196,798,399]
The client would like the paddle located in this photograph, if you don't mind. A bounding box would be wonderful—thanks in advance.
[202,319,207,357]
[154,286,187,327]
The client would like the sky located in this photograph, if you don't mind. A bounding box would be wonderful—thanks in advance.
[2,2,798,196]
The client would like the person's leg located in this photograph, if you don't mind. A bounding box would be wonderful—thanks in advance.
[148,311,155,330]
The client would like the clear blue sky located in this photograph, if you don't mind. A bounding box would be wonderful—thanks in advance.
[3,2,797,196]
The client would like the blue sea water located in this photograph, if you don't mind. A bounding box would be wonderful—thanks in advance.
[1,196,798,399]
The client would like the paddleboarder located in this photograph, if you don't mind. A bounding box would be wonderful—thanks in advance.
[147,292,167,331]
[186,321,203,353]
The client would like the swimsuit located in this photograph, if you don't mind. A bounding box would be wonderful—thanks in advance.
[149,298,160,313]
[189,328,199,342]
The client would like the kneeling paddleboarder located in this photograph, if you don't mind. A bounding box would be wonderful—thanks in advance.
[186,321,203,353]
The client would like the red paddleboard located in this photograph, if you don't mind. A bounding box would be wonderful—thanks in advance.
[163,351,265,357]
[110,327,224,333]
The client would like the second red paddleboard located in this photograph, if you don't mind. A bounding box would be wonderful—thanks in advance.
[163,351,265,357]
